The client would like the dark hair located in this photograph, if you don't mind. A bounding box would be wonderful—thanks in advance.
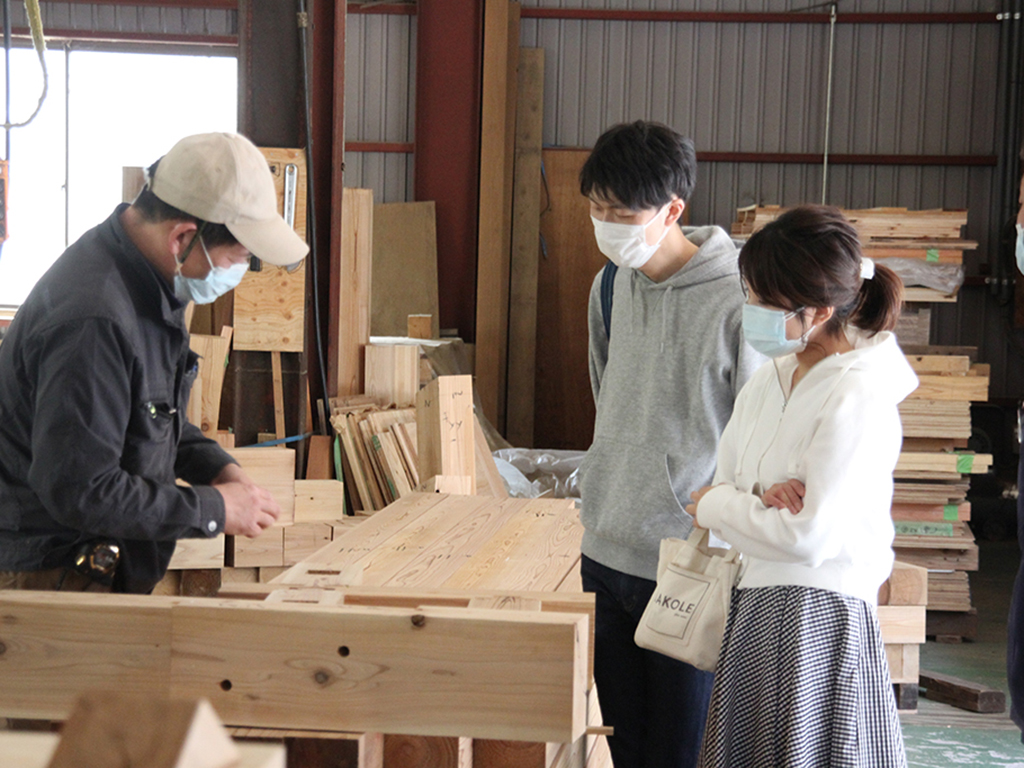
[131,159,239,249]
[579,121,697,210]
[738,205,903,336]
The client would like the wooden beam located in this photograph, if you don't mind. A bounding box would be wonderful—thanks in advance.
[474,0,519,430]
[919,669,1006,713]
[416,376,476,493]
[506,48,545,449]
[0,592,589,743]
[365,344,421,408]
[337,189,375,397]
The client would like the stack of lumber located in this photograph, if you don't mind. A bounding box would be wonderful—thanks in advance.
[330,397,420,512]
[893,352,990,637]
[732,205,976,303]
[878,561,929,709]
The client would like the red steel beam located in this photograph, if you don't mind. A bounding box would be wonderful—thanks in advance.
[347,2,416,15]
[519,8,996,24]
[415,0,483,342]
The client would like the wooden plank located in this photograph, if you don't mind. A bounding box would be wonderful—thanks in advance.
[893,545,979,571]
[475,0,517,431]
[306,435,334,480]
[895,452,992,475]
[284,522,334,566]
[535,150,607,451]
[416,375,476,493]
[506,47,545,449]
[919,669,1006,713]
[877,561,928,606]
[169,601,587,741]
[233,148,307,352]
[885,643,920,684]
[371,202,440,339]
[0,592,170,719]
[0,592,588,743]
[231,526,286,568]
[188,326,233,439]
[272,350,286,439]
[877,605,926,644]
[294,479,346,522]
[338,189,375,397]
[167,534,226,570]
[908,374,989,402]
[905,354,971,375]
[384,735,470,768]
[365,344,421,408]
[122,166,145,203]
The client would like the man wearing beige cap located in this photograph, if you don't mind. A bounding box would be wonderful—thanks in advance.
[0,132,308,594]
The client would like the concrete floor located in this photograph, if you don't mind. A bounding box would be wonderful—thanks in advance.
[901,540,1024,767]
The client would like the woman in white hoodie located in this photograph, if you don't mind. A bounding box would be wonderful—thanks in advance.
[689,206,917,767]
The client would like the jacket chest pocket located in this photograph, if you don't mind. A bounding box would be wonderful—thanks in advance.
[123,393,177,480]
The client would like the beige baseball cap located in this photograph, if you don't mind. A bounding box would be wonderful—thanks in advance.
[148,132,309,267]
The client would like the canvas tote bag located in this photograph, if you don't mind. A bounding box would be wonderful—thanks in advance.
[634,527,743,672]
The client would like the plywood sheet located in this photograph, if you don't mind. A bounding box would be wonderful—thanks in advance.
[371,202,440,339]
[233,148,308,352]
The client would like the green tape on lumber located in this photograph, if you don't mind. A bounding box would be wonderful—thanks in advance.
[956,453,975,474]
[926,248,941,263]
[333,436,347,515]
[944,504,959,521]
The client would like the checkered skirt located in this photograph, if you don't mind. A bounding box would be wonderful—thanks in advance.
[698,585,907,768]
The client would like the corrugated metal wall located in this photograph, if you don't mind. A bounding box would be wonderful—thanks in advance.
[13,2,235,36]
[343,13,416,203]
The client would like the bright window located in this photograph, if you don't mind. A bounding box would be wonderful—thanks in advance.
[0,48,237,306]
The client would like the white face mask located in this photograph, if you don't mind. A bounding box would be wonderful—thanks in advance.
[173,233,248,305]
[591,203,672,269]
[1015,224,1024,276]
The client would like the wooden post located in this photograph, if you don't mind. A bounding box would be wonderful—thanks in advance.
[506,48,545,449]
[337,189,375,397]
[416,375,476,493]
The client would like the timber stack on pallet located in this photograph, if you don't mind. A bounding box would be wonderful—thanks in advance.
[894,351,991,641]
[732,205,976,310]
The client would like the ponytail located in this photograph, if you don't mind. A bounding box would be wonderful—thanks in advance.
[851,262,903,334]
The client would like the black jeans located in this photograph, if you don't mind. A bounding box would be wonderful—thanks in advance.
[1009,447,1024,741]
[582,554,714,768]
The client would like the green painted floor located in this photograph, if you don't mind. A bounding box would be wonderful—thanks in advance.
[901,540,1024,767]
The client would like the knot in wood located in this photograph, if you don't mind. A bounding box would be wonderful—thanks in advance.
[411,614,426,628]
[314,670,331,685]
[0,640,6,655]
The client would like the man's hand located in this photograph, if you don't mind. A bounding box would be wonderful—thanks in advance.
[761,479,806,514]
[211,463,281,537]
[685,485,717,526]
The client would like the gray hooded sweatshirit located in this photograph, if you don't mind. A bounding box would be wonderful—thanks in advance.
[579,225,766,581]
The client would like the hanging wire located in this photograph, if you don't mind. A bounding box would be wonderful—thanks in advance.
[821,3,837,204]
[4,0,46,136]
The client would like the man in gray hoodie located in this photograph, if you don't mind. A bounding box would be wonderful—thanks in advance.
[578,121,764,768]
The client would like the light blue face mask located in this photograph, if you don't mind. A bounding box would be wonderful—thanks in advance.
[1016,224,1024,276]
[173,232,248,305]
[742,303,807,359]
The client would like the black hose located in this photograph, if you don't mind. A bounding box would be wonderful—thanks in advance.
[297,0,333,438]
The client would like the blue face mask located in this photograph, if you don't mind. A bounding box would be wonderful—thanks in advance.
[173,233,248,305]
[742,303,807,358]
[1016,224,1024,276]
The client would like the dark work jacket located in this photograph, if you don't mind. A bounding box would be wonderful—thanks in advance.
[0,204,232,593]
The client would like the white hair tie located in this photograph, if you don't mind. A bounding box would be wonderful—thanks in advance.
[860,257,875,280]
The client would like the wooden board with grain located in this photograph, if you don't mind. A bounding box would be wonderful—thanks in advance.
[0,591,588,743]
[189,326,234,439]
[233,148,308,352]
[417,375,475,493]
[337,189,375,397]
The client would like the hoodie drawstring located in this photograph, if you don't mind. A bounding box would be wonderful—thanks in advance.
[660,285,673,353]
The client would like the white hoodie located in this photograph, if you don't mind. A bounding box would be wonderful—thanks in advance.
[696,328,919,605]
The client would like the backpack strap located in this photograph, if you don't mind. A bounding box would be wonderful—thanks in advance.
[600,261,618,340]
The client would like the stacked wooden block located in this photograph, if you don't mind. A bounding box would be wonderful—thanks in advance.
[732,205,976,303]
[894,352,991,638]
[166,446,349,573]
